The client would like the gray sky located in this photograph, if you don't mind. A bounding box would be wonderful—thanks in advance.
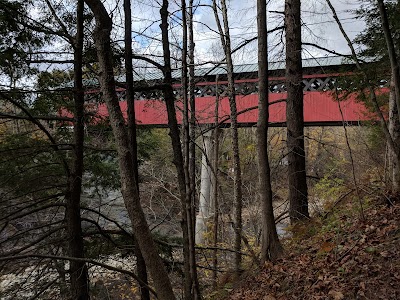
[190,0,366,64]
[29,0,368,75]
[7,0,367,89]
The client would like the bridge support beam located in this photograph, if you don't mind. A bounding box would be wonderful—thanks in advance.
[195,130,215,244]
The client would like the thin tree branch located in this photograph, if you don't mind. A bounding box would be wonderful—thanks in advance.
[43,0,74,44]
[0,113,73,122]
[0,254,158,297]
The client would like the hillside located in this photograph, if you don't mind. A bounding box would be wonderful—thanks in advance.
[225,197,400,300]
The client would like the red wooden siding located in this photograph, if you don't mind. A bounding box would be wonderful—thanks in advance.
[127,92,373,126]
[62,78,384,127]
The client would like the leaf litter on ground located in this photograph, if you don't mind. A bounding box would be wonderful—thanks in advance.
[225,196,400,300]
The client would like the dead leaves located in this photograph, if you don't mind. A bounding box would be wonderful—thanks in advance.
[226,201,400,300]
[262,295,276,300]
[319,241,334,253]
[328,290,344,300]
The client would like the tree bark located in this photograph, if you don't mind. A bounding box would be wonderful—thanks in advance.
[388,77,400,192]
[123,1,150,299]
[65,1,89,298]
[377,0,400,191]
[159,0,199,298]
[285,0,309,223]
[179,0,195,298]
[187,2,201,296]
[257,0,283,263]
[377,0,400,124]
[83,1,176,299]
[213,0,243,275]
[212,77,220,289]
[181,13,193,300]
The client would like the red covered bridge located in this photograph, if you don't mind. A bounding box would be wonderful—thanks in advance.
[82,56,384,127]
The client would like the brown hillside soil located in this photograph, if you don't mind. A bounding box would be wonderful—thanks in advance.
[226,197,400,300]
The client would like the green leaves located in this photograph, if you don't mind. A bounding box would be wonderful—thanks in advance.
[0,0,44,80]
[355,1,400,62]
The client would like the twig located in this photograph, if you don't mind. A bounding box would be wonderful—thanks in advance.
[322,189,355,219]
[0,254,158,297]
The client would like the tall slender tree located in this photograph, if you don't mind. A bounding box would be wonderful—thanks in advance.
[159,0,200,298]
[83,1,176,299]
[285,0,309,222]
[179,0,195,298]
[187,1,201,296]
[65,1,89,298]
[180,0,201,297]
[257,0,283,262]
[212,76,220,288]
[377,0,400,123]
[212,0,244,275]
[123,0,150,299]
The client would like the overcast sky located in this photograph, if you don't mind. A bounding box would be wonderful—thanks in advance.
[10,0,367,90]
[28,0,368,77]
[194,0,366,64]
[128,0,366,68]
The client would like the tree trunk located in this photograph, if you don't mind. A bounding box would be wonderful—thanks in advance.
[159,0,199,298]
[84,1,176,299]
[179,0,195,298]
[181,0,200,299]
[212,77,220,289]
[187,2,201,297]
[123,1,150,299]
[257,0,283,263]
[223,0,242,275]
[66,1,89,298]
[377,0,400,191]
[285,0,309,223]
[377,0,400,124]
[218,0,243,274]
[211,0,243,275]
[388,76,400,192]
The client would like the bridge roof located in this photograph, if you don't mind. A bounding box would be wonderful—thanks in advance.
[118,55,349,82]
[62,56,352,88]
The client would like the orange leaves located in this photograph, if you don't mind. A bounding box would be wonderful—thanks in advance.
[319,242,335,253]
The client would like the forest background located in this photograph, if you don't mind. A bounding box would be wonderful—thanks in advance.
[0,0,399,299]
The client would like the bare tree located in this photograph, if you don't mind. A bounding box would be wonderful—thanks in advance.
[83,1,176,299]
[179,0,198,298]
[257,0,283,262]
[212,0,244,275]
[124,0,150,299]
[212,76,221,288]
[187,2,201,296]
[159,0,200,298]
